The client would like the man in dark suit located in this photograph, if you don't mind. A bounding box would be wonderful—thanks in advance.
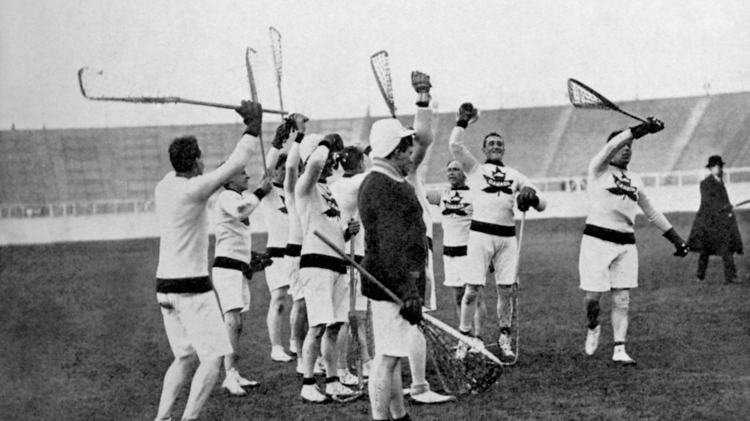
[687,155,744,284]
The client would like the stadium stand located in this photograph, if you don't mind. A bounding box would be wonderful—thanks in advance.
[1,92,749,206]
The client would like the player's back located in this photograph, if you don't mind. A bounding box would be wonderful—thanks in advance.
[155,172,210,279]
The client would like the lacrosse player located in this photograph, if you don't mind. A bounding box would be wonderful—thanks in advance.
[580,118,688,364]
[426,161,486,338]
[259,140,295,363]
[281,113,310,374]
[401,72,454,404]
[295,132,360,403]
[211,168,272,395]
[450,103,547,359]
[152,100,261,421]
[329,145,374,384]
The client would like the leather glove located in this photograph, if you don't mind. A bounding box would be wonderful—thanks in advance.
[516,186,540,212]
[411,71,432,106]
[630,116,665,139]
[236,100,263,137]
[456,102,478,129]
[663,228,689,257]
[400,296,423,325]
[244,251,273,279]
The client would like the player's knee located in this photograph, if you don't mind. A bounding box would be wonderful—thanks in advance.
[612,289,630,309]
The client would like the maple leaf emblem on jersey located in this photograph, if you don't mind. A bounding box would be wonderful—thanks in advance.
[482,167,513,195]
[442,191,469,217]
[607,173,638,201]
[278,194,288,214]
[322,193,341,219]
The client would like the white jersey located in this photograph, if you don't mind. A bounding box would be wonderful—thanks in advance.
[329,173,366,256]
[260,183,290,249]
[586,164,670,234]
[213,189,262,261]
[297,182,345,259]
[407,171,434,239]
[449,126,541,228]
[427,187,473,248]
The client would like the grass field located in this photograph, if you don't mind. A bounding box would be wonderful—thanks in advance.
[1,212,749,421]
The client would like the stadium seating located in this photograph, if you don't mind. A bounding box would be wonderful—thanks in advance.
[2,92,749,205]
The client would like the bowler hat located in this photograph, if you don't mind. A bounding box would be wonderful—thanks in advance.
[706,155,725,168]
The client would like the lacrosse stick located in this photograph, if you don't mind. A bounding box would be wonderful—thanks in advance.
[370,50,397,118]
[314,230,503,395]
[734,198,750,208]
[77,67,286,115]
[347,240,366,394]
[245,48,268,177]
[269,26,285,121]
[568,78,648,123]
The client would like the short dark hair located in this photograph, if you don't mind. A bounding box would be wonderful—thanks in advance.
[607,130,623,143]
[276,153,288,170]
[169,136,201,173]
[385,135,414,160]
[338,146,364,171]
[483,132,503,148]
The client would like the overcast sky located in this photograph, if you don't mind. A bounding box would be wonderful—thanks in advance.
[1,0,749,130]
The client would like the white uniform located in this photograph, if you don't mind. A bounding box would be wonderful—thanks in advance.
[154,134,255,360]
[284,179,304,301]
[449,127,543,286]
[212,189,262,313]
[329,173,368,311]
[579,159,671,292]
[296,146,349,326]
[260,182,290,291]
[427,186,473,287]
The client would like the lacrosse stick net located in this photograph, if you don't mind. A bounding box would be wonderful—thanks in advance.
[313,230,503,395]
[567,78,647,123]
[370,50,396,118]
[269,26,284,117]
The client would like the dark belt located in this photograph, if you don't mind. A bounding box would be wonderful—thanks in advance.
[583,224,635,245]
[443,245,468,257]
[212,256,248,273]
[300,253,347,274]
[267,247,286,258]
[470,220,516,237]
[285,244,302,257]
[156,276,213,294]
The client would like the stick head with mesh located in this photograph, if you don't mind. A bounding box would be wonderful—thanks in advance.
[370,50,396,118]
[420,316,503,395]
[567,78,618,111]
[269,27,282,86]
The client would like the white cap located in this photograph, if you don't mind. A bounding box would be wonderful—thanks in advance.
[368,119,415,158]
[299,133,324,163]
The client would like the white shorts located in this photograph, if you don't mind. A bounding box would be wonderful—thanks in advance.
[346,270,369,312]
[465,231,518,286]
[370,300,424,358]
[299,267,349,326]
[212,267,251,313]
[579,235,639,292]
[286,256,303,301]
[264,256,290,292]
[443,254,469,287]
[156,291,233,361]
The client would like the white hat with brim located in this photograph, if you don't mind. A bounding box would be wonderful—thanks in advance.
[369,119,416,159]
[300,133,325,163]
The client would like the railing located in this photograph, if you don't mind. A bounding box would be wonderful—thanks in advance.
[1,167,748,219]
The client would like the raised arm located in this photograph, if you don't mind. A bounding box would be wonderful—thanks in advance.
[426,189,441,206]
[297,134,343,197]
[283,114,308,196]
[235,177,273,218]
[589,117,665,177]
[410,71,434,170]
[449,103,480,174]
[189,101,263,201]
